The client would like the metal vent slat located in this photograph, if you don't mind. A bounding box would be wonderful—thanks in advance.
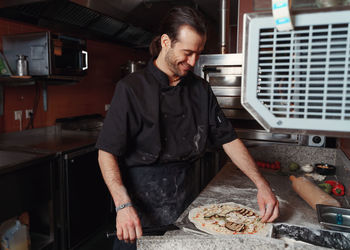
[258,87,346,91]
[243,10,350,134]
[259,67,347,72]
[259,48,348,54]
[260,34,348,42]
[257,18,350,121]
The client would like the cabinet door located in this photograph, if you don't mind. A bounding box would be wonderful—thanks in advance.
[0,161,51,223]
[64,149,111,249]
[0,160,54,250]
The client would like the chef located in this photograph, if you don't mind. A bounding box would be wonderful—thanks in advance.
[96,6,279,250]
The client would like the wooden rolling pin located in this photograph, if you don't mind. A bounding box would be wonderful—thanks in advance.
[290,175,341,210]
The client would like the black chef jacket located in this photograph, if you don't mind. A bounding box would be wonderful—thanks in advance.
[96,59,237,166]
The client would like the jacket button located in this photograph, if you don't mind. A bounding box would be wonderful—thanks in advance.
[182,136,186,140]
[164,114,168,118]
[182,114,186,118]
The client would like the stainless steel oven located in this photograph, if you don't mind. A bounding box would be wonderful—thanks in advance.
[194,53,300,145]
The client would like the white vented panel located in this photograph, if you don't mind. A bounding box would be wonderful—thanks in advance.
[243,10,350,136]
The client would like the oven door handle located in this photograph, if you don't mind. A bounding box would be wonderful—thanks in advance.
[81,50,88,71]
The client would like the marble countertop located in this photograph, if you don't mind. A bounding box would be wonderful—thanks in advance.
[138,144,349,249]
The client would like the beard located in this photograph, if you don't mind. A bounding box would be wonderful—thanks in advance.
[165,48,192,77]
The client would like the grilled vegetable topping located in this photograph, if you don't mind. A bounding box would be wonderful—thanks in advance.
[225,222,245,232]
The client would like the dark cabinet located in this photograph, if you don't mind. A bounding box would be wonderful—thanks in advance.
[191,149,228,198]
[58,147,111,250]
[0,159,55,250]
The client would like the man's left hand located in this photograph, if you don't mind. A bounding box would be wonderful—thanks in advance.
[256,183,279,223]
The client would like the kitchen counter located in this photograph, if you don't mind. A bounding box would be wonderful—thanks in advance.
[0,126,99,174]
[138,144,350,249]
[0,149,53,174]
[0,126,107,249]
[0,126,98,154]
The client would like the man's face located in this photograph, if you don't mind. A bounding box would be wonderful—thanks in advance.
[164,25,206,77]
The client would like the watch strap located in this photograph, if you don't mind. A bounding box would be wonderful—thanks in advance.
[115,202,132,213]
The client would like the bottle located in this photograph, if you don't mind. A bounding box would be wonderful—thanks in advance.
[16,55,28,76]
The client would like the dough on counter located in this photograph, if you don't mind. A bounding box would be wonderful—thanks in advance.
[188,202,272,237]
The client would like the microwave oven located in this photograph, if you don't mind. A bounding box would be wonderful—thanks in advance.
[2,32,88,77]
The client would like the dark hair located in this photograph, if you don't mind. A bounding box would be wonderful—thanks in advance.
[149,6,207,57]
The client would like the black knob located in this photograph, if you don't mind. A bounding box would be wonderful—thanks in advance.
[312,136,322,144]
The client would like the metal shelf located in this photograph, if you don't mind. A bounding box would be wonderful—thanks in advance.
[0,76,80,115]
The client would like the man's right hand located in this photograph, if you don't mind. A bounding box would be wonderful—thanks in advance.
[116,206,143,243]
[98,151,143,243]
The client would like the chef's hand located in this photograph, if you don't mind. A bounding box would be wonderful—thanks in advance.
[116,206,142,244]
[256,183,279,223]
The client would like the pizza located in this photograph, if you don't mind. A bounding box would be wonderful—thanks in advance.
[188,202,272,237]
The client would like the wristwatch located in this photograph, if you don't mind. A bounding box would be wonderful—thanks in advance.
[115,202,132,213]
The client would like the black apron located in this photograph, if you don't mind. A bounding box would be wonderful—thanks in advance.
[113,161,195,250]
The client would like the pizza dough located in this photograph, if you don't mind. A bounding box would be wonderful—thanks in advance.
[188,202,272,237]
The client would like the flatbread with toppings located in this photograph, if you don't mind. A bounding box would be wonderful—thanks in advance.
[188,202,272,236]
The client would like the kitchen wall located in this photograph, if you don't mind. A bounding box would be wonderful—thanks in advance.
[340,139,350,159]
[237,0,253,52]
[0,18,150,133]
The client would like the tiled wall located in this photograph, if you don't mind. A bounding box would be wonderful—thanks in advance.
[0,18,150,133]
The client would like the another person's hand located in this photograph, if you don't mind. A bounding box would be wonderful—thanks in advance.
[256,183,279,223]
[116,206,142,244]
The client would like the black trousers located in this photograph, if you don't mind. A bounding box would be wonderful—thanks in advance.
[113,161,195,250]
[113,238,136,250]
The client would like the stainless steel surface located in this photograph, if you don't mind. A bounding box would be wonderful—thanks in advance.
[2,32,88,77]
[3,32,49,75]
[315,0,349,8]
[194,53,300,145]
[220,0,229,54]
[317,204,350,232]
[236,129,299,142]
[194,54,243,115]
[0,126,98,154]
[216,96,242,108]
[222,109,252,119]
[16,54,28,76]
[0,150,52,174]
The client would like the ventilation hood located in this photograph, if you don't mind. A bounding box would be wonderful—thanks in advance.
[0,0,220,48]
